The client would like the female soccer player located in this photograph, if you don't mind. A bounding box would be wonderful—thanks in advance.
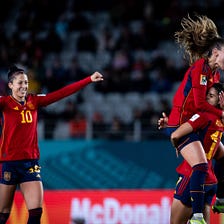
[164,14,224,224]
[0,65,103,224]
[170,83,224,224]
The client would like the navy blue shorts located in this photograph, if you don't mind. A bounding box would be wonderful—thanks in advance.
[166,127,201,152]
[174,174,217,207]
[0,160,42,185]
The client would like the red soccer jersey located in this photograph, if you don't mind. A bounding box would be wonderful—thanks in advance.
[176,112,224,184]
[0,77,92,161]
[168,58,222,126]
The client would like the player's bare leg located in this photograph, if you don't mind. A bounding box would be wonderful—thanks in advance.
[20,181,43,224]
[0,184,16,223]
[170,198,192,224]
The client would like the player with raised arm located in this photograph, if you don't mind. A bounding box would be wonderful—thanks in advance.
[0,65,103,224]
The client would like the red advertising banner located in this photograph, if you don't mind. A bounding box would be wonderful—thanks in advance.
[8,190,223,224]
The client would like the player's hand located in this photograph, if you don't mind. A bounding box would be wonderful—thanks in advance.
[91,72,104,82]
[158,112,168,129]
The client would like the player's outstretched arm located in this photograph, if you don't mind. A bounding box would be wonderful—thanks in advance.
[90,72,104,82]
[37,72,104,106]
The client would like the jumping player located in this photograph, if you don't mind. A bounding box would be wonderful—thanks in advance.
[164,14,224,224]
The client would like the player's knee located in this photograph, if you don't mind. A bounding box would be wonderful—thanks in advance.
[192,163,208,173]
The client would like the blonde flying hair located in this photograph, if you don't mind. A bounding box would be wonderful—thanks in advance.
[175,14,224,65]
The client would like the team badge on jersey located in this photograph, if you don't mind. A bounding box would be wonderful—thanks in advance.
[4,171,11,181]
[216,119,224,127]
[200,74,207,85]
[27,101,35,110]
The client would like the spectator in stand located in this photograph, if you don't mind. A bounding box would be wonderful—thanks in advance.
[44,26,63,54]
[69,110,87,138]
[107,116,125,140]
[44,56,68,92]
[76,30,98,53]
[66,56,85,82]
[92,111,107,139]
[59,99,78,122]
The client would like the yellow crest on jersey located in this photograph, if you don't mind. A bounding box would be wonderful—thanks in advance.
[27,102,35,110]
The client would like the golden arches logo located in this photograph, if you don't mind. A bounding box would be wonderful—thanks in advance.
[8,202,49,224]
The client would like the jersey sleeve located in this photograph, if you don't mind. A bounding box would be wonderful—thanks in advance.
[36,76,92,106]
[187,113,208,132]
[191,61,222,117]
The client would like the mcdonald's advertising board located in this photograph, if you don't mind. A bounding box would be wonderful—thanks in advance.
[8,189,223,224]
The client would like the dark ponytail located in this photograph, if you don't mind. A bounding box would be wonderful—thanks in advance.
[7,65,24,82]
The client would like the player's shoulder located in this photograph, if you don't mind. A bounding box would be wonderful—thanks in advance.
[0,95,9,100]
[192,58,208,70]
[0,95,11,105]
[194,58,212,74]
